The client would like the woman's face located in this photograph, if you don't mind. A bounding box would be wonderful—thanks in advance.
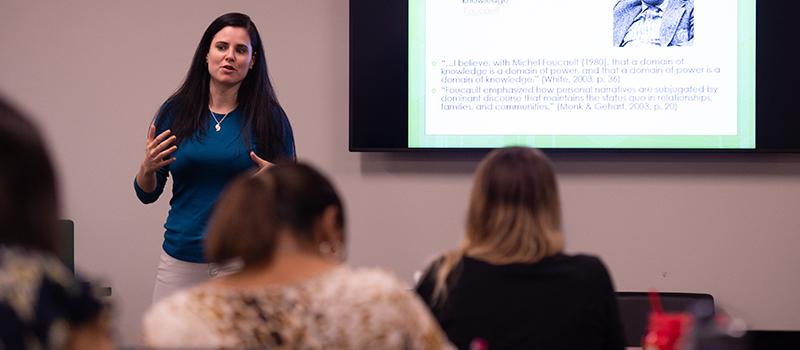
[206,26,254,88]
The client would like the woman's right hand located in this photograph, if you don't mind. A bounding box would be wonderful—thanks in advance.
[136,125,177,193]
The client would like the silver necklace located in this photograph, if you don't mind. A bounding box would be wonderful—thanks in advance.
[209,109,230,131]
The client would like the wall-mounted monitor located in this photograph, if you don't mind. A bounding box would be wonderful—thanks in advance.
[350,1,800,152]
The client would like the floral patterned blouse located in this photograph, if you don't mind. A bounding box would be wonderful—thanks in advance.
[142,265,455,350]
[0,245,103,350]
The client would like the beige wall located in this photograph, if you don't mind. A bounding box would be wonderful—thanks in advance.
[2,1,799,347]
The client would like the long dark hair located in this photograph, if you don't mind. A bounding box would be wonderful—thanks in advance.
[155,12,293,162]
[0,96,61,254]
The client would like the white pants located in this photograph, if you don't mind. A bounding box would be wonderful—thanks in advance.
[152,248,242,304]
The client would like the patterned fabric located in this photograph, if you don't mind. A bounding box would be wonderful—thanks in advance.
[622,0,669,47]
[0,245,103,350]
[142,266,455,350]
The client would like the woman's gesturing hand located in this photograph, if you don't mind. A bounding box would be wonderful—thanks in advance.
[137,125,177,193]
[142,125,177,172]
[250,151,274,176]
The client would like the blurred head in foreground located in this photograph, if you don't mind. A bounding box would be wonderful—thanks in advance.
[0,95,112,350]
[0,97,60,254]
[205,162,345,267]
[143,162,454,349]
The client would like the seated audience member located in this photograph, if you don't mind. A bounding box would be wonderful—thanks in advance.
[0,97,113,350]
[416,147,625,350]
[142,163,454,350]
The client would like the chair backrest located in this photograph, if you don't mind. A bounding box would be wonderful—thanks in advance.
[59,219,74,272]
[616,291,714,347]
[748,330,800,349]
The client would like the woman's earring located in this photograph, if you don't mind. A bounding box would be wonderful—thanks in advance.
[319,241,332,257]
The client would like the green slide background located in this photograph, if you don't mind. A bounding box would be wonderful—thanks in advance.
[408,0,756,149]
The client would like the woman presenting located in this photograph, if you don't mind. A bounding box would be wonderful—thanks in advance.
[134,12,295,303]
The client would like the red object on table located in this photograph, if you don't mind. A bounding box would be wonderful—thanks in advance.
[642,291,694,350]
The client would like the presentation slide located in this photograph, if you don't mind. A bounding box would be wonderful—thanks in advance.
[408,0,755,149]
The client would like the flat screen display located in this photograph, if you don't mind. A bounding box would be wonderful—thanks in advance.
[350,1,800,152]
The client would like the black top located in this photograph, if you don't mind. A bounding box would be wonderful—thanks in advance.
[416,254,625,350]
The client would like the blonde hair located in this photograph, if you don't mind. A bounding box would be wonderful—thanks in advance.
[432,147,565,303]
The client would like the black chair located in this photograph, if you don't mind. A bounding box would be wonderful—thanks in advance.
[616,291,714,347]
[748,330,800,349]
[58,219,112,297]
[59,219,75,272]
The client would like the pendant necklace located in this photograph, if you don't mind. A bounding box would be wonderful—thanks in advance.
[210,109,230,131]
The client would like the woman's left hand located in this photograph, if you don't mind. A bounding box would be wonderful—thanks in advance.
[250,152,273,175]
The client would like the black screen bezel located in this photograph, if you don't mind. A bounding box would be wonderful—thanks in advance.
[350,1,800,153]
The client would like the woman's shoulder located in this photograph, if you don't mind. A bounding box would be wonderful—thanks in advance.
[563,253,611,273]
[545,254,615,289]
[306,265,436,320]
[553,252,604,265]
[314,265,413,300]
[153,97,185,126]
[142,285,227,347]
[309,266,455,349]
[416,253,459,283]
[143,267,455,350]
[143,267,413,320]
[144,284,225,319]
[142,287,198,324]
[540,253,610,275]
